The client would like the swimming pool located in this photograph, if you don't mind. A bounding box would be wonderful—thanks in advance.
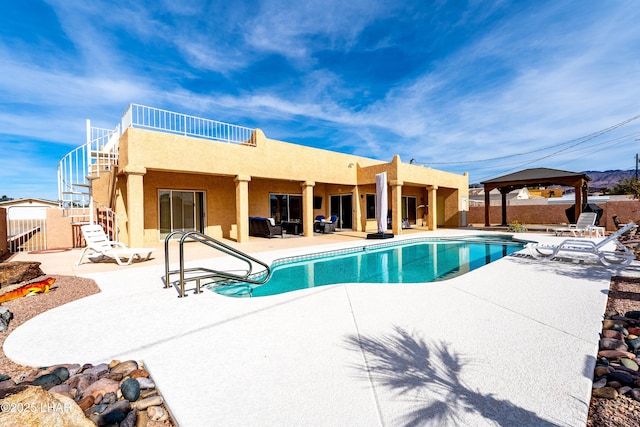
[211,236,525,298]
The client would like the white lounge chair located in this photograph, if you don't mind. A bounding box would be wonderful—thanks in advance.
[552,212,597,237]
[77,224,154,266]
[527,222,637,267]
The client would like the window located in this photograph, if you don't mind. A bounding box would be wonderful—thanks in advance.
[269,194,302,222]
[159,190,205,239]
[366,194,376,219]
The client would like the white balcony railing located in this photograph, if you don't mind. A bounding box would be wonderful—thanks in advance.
[121,103,256,145]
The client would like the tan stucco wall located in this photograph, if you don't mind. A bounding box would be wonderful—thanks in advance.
[91,171,116,209]
[112,126,468,243]
[46,208,74,248]
[0,208,7,257]
[120,128,384,184]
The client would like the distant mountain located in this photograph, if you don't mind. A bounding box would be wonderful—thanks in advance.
[469,169,635,189]
[583,169,636,190]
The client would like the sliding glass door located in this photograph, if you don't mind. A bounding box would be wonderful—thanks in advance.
[159,190,205,239]
[330,194,353,230]
[402,196,417,225]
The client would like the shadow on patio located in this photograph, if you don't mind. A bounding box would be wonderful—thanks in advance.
[345,326,558,426]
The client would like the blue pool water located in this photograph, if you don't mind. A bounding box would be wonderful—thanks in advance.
[212,237,525,298]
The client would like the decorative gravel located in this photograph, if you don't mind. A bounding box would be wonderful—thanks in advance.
[587,276,640,426]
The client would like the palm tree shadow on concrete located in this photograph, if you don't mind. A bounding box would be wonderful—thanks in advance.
[345,326,560,426]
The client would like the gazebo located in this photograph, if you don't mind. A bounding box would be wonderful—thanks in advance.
[480,168,591,226]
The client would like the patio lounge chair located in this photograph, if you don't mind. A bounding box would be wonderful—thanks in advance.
[527,222,637,267]
[77,224,154,266]
[552,212,597,237]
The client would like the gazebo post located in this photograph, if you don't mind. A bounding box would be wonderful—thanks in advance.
[500,188,508,226]
[484,188,491,226]
[575,184,583,220]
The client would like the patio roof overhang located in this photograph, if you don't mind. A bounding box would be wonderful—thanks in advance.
[480,167,591,226]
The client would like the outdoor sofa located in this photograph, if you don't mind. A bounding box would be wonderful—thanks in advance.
[249,217,283,238]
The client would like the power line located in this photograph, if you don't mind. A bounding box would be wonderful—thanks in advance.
[420,113,640,166]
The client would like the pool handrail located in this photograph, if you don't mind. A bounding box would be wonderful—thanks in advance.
[164,230,271,298]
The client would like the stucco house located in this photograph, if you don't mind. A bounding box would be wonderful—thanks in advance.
[58,104,469,247]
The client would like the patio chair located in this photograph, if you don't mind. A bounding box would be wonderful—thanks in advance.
[313,215,325,233]
[552,212,597,237]
[316,215,338,233]
[77,224,154,266]
[527,222,636,267]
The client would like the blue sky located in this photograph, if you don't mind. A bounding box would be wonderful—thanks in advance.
[2,0,640,201]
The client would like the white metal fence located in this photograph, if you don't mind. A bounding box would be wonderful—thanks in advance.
[6,206,47,253]
[121,103,256,145]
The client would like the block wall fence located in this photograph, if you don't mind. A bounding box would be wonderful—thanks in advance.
[467,200,640,231]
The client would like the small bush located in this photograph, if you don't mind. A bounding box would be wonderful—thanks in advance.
[508,220,527,233]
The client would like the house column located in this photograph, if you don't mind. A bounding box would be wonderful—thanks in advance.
[427,185,438,230]
[301,181,315,237]
[390,180,403,235]
[123,165,146,247]
[235,175,251,243]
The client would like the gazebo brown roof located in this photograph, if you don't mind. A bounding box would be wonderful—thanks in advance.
[480,167,591,226]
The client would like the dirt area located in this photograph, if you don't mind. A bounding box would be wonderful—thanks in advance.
[0,275,100,378]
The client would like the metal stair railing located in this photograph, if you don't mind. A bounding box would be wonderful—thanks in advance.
[58,121,120,224]
[164,230,271,298]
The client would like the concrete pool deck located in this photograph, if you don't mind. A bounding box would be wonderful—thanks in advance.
[5,228,639,426]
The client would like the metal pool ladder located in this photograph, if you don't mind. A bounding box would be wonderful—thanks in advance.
[164,230,271,298]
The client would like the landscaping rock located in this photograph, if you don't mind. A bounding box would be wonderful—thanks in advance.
[0,386,94,427]
[622,358,640,371]
[121,377,140,402]
[592,387,619,399]
[130,368,149,378]
[136,377,155,389]
[0,360,173,426]
[31,372,62,389]
[82,363,109,377]
[147,405,168,421]
[602,329,625,340]
[594,366,610,378]
[0,261,43,286]
[593,377,607,389]
[600,338,628,351]
[598,350,636,360]
[82,377,119,400]
[135,394,163,410]
[120,409,137,427]
[111,360,138,377]
[0,307,12,332]
[625,311,640,320]
[93,399,131,425]
[630,388,640,402]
